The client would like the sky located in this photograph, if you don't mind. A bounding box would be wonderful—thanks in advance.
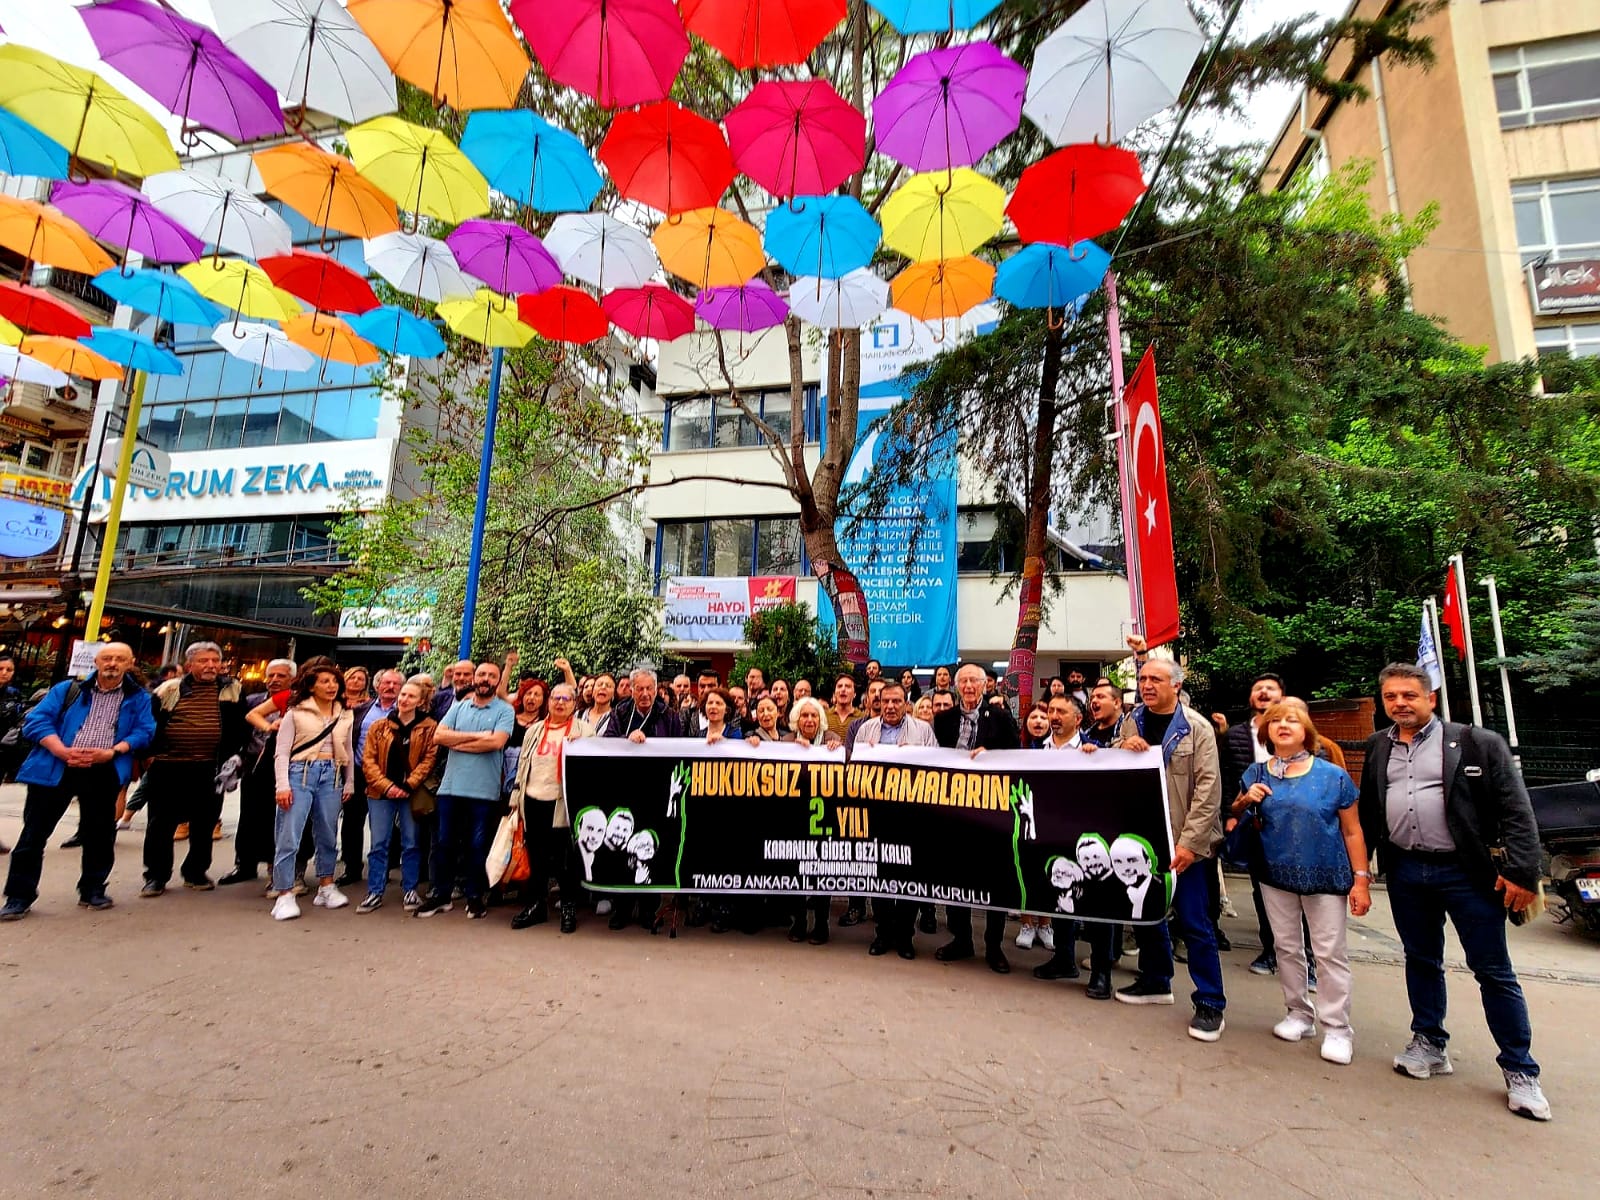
[1224,0,1353,147]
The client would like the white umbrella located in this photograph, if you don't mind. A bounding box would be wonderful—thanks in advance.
[788,269,889,329]
[364,230,480,304]
[0,347,68,388]
[211,321,316,383]
[544,213,658,290]
[144,169,295,261]
[1024,0,1205,147]
[214,0,397,126]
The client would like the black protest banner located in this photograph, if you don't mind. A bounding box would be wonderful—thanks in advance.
[562,741,1174,924]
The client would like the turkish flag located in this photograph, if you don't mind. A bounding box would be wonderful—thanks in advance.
[1440,562,1467,660]
[1126,348,1180,647]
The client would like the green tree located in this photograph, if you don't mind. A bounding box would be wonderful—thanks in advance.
[733,602,844,693]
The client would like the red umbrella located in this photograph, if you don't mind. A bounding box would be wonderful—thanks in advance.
[724,80,865,200]
[680,0,845,69]
[258,249,380,315]
[512,0,687,109]
[603,284,694,341]
[1007,143,1146,247]
[599,102,734,217]
[0,281,91,338]
[519,285,607,344]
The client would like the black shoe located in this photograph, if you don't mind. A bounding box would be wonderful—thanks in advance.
[809,922,830,945]
[1115,977,1176,1005]
[559,902,577,934]
[1248,952,1277,976]
[1215,929,1232,952]
[1033,954,1081,981]
[217,867,257,886]
[986,949,1011,975]
[60,831,82,849]
[139,880,165,898]
[839,907,865,927]
[935,939,975,963]
[182,876,215,891]
[465,898,488,920]
[868,937,890,956]
[896,941,915,960]
[787,918,807,943]
[413,893,452,918]
[78,892,113,911]
[511,904,548,929]
[0,898,28,921]
[918,908,938,935]
[1085,970,1113,1000]
[1188,1005,1226,1042]
[335,871,361,887]
[608,907,630,931]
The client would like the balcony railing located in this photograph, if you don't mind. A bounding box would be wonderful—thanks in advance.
[113,543,346,572]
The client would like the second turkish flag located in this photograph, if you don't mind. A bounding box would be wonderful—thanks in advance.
[1126,347,1180,648]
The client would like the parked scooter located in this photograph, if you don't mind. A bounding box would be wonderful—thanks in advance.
[1529,774,1600,937]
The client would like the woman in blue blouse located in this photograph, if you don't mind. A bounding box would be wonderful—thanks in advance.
[1231,702,1370,1065]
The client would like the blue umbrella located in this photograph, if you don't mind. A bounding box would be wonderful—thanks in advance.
[347,305,445,358]
[764,195,880,280]
[78,327,184,376]
[0,110,68,179]
[872,0,1002,34]
[460,110,602,213]
[995,241,1109,311]
[94,267,227,327]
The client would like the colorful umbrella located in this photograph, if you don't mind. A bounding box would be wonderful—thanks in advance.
[346,116,490,226]
[512,0,687,109]
[1007,143,1146,247]
[180,259,303,323]
[763,195,880,279]
[214,0,397,126]
[694,281,789,332]
[725,81,865,200]
[212,320,316,381]
[259,250,380,315]
[603,284,695,342]
[0,317,22,348]
[0,194,114,276]
[50,180,204,267]
[447,220,562,295]
[517,286,607,345]
[788,269,887,329]
[599,102,734,217]
[18,335,122,381]
[993,240,1110,311]
[79,0,285,143]
[0,347,67,389]
[460,110,601,214]
[346,305,446,358]
[364,231,480,305]
[143,170,295,262]
[0,281,92,338]
[0,110,68,180]
[0,45,178,177]
[95,267,227,328]
[890,256,994,323]
[879,169,1006,262]
[254,142,400,243]
[349,0,529,111]
[873,42,1025,173]
[282,312,380,370]
[545,213,659,290]
[78,328,183,376]
[680,0,844,69]
[871,0,1001,34]
[436,289,535,348]
[652,207,765,289]
[1024,0,1205,146]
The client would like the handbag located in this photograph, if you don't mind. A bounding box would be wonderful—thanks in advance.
[504,815,532,884]
[1222,805,1264,873]
[486,808,522,887]
[408,778,436,817]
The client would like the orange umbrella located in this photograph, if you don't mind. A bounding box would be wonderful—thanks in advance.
[652,207,765,289]
[282,312,380,369]
[889,256,994,324]
[348,0,529,111]
[19,334,123,380]
[0,194,113,275]
[253,142,399,244]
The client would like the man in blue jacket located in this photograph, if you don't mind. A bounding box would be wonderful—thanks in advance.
[0,643,157,920]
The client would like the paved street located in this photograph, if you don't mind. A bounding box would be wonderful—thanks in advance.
[2,788,1596,1200]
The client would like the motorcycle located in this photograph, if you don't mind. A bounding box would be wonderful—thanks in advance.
[1529,774,1600,937]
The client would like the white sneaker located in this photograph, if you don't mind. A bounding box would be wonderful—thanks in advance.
[1273,1013,1317,1042]
[1504,1070,1552,1121]
[272,892,300,921]
[1320,1031,1354,1065]
[1015,924,1036,949]
[315,883,349,909]
[1037,924,1055,952]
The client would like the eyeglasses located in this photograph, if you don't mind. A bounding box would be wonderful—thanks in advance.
[551,694,575,702]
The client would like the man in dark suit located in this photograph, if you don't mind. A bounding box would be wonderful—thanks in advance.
[1358,662,1549,1122]
[932,662,1020,973]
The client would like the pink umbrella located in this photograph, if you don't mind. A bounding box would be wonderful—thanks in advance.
[725,81,865,200]
[603,284,694,341]
[446,220,562,296]
[511,0,688,110]
[50,179,203,267]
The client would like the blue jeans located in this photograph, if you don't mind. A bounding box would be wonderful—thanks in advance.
[431,793,496,903]
[1386,850,1538,1076]
[273,760,340,893]
[1131,859,1227,1011]
[366,795,419,895]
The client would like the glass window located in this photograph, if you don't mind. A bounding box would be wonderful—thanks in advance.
[184,348,224,400]
[175,400,215,451]
[277,392,316,444]
[761,390,794,444]
[756,517,803,575]
[1492,36,1600,129]
[1536,322,1600,358]
[209,398,247,450]
[309,387,352,442]
[658,521,705,577]
[667,398,711,450]
[241,395,281,447]
[144,403,181,451]
[1511,176,1600,265]
[218,351,260,397]
[707,519,754,575]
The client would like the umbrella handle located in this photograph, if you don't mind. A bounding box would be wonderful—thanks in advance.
[1047,307,1064,331]
[319,358,334,386]
[1068,242,1089,263]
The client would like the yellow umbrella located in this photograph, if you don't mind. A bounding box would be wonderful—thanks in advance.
[19,335,123,381]
[0,316,22,347]
[880,168,1006,263]
[282,313,380,367]
[180,259,303,323]
[348,0,530,111]
[890,257,995,324]
[346,116,490,225]
[436,289,535,348]
[0,194,114,276]
[253,142,400,243]
[0,45,178,177]
[652,207,765,289]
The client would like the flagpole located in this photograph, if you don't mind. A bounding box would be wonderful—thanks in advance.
[1480,574,1519,760]
[1451,552,1484,726]
[459,345,503,660]
[1423,595,1451,722]
[1104,269,1143,635]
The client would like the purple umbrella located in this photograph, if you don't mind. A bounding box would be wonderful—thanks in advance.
[695,281,789,332]
[872,41,1026,172]
[446,220,561,296]
[79,0,284,144]
[50,179,203,266]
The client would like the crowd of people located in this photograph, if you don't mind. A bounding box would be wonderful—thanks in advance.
[0,640,1551,1121]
